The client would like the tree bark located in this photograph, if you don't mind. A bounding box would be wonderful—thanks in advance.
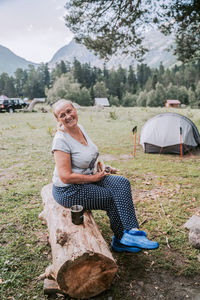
[27,99,45,111]
[39,183,118,299]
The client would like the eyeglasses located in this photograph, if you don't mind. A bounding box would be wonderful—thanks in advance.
[58,108,74,119]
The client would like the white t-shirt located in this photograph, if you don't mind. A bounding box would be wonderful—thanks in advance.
[52,124,99,187]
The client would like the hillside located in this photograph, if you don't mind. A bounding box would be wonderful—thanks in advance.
[0,45,38,75]
[49,29,177,69]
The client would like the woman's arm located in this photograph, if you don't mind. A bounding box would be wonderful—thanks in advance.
[54,150,107,184]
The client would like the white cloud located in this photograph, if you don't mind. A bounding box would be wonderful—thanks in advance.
[56,5,63,10]
[27,25,33,32]
[0,0,73,62]
[58,15,65,22]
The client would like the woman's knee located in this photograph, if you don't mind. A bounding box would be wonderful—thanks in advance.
[118,175,130,183]
[117,176,131,188]
[104,175,130,187]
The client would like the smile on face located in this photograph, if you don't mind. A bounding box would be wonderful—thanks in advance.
[56,102,78,129]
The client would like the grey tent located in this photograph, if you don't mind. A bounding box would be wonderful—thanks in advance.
[140,113,200,154]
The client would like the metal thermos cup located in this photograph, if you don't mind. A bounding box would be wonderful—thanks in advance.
[70,205,84,225]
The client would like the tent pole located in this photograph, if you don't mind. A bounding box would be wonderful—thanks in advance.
[180,127,183,161]
[132,126,137,157]
[134,133,137,157]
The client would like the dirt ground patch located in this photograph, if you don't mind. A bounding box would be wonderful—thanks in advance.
[119,268,200,300]
[0,163,24,181]
[101,154,118,161]
[101,153,134,161]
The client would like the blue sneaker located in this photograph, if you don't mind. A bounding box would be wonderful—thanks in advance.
[126,229,147,237]
[111,236,142,253]
[120,231,159,250]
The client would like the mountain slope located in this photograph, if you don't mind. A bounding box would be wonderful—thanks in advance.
[49,30,177,69]
[50,39,97,66]
[0,45,38,75]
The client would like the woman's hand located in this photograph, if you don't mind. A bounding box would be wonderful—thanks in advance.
[105,165,119,174]
[92,171,108,182]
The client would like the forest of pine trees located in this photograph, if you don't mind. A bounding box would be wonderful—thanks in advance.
[1,59,200,107]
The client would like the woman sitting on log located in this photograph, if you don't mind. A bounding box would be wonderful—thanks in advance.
[51,99,159,253]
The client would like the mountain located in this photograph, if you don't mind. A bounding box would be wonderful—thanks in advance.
[49,29,177,69]
[0,45,38,75]
[0,29,177,76]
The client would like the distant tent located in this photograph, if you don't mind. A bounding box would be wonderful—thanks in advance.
[140,113,200,154]
[94,98,110,106]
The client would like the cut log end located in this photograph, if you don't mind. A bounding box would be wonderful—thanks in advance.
[57,252,118,299]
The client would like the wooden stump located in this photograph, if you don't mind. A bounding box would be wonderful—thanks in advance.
[39,184,118,299]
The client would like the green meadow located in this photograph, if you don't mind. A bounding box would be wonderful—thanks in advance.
[0,106,200,299]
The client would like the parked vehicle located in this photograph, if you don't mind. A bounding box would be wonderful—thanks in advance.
[0,99,15,113]
[19,99,29,108]
[10,98,29,110]
[0,98,28,113]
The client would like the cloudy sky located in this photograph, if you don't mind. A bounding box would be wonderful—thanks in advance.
[0,0,73,63]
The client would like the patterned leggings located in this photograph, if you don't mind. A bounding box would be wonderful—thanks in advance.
[52,175,139,239]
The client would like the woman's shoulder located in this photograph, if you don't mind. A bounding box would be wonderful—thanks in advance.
[53,130,68,144]
[54,129,65,139]
[52,130,71,152]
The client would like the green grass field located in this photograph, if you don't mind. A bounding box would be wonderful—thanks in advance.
[0,106,200,299]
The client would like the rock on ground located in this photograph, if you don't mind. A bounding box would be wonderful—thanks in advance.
[183,215,200,230]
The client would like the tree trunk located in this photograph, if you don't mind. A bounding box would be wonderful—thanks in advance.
[39,184,118,299]
[27,99,44,111]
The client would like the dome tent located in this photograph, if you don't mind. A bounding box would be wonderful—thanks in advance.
[140,113,200,154]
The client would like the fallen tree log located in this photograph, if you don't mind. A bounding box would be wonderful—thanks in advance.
[39,183,118,299]
[27,99,45,111]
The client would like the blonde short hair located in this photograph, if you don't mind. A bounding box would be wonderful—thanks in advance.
[52,99,74,118]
